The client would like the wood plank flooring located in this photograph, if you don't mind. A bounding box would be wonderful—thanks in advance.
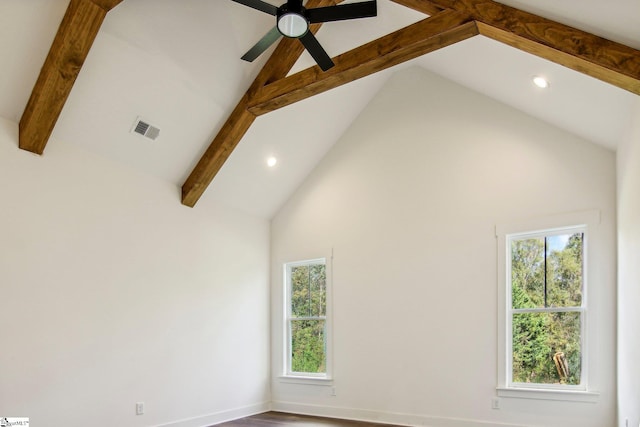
[214,411,403,427]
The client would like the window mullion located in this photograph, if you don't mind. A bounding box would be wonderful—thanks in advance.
[512,307,584,314]
[544,236,548,308]
[290,316,327,321]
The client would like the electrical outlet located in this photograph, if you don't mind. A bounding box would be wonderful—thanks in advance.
[491,397,501,410]
[136,402,144,415]
[330,386,336,396]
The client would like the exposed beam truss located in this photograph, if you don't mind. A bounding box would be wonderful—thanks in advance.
[402,0,640,94]
[247,11,478,116]
[19,0,640,208]
[183,0,640,206]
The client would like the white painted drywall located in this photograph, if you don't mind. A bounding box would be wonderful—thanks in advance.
[617,98,640,427]
[270,67,617,427]
[0,117,270,427]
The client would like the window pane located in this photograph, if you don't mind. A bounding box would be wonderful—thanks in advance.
[308,263,326,317]
[291,265,310,317]
[291,319,326,374]
[546,233,583,307]
[512,312,581,385]
[290,263,326,317]
[511,238,545,308]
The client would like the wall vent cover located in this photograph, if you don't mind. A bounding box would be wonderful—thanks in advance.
[131,117,160,141]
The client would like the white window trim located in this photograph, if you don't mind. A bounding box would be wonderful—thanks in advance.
[495,211,600,403]
[277,376,333,386]
[282,252,333,383]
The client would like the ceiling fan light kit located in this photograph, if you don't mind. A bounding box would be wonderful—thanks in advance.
[232,0,377,71]
[277,2,309,37]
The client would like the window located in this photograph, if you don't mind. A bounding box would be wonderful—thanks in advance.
[496,211,599,401]
[508,229,585,387]
[284,258,330,378]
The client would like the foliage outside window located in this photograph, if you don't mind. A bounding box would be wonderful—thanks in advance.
[508,228,586,388]
[285,259,328,377]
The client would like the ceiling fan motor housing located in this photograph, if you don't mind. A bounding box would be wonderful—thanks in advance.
[277,2,309,38]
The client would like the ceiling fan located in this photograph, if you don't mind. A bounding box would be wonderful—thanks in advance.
[232,0,377,71]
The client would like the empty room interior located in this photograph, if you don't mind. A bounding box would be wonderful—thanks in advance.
[1,0,639,426]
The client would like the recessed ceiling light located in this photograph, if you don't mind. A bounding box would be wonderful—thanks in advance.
[533,76,550,88]
[267,156,277,168]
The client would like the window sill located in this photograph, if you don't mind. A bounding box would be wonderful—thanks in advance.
[278,376,333,386]
[497,387,599,403]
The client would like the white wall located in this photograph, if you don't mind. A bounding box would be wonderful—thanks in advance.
[617,98,640,427]
[270,67,617,427]
[0,117,271,427]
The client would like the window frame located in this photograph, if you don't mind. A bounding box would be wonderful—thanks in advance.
[496,211,600,402]
[283,256,332,381]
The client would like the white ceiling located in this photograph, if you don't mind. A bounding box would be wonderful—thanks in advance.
[0,0,638,218]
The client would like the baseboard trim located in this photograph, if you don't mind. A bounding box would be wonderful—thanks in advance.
[156,401,271,427]
[271,401,527,427]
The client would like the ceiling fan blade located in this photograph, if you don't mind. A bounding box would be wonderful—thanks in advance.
[231,0,278,15]
[306,1,377,23]
[299,32,334,71]
[241,26,282,62]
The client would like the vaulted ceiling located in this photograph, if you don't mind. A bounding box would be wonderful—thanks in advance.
[2,0,639,217]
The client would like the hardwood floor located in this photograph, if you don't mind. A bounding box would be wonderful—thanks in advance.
[214,412,402,427]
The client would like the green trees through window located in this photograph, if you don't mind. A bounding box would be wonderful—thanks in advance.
[510,232,584,386]
[287,261,327,375]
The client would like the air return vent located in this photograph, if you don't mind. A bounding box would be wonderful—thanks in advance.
[131,117,160,141]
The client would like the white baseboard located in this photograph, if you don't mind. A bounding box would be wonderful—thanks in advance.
[155,402,271,427]
[271,401,527,427]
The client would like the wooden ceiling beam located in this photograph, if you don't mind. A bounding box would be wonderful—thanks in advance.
[181,94,256,207]
[181,0,341,207]
[247,11,478,116]
[19,0,123,155]
[429,0,640,95]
